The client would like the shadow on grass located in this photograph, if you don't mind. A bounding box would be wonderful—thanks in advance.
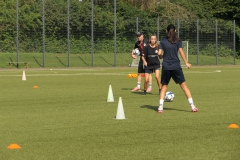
[122,88,133,91]
[140,105,158,111]
[122,87,154,95]
[131,91,146,95]
[78,56,89,66]
[33,56,43,67]
[122,88,146,94]
[140,104,191,112]
[100,56,114,66]
[56,56,67,67]
[131,91,154,95]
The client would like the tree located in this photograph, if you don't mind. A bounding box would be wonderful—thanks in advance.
[203,0,240,21]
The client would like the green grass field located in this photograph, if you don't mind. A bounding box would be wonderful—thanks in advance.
[0,52,239,68]
[0,66,240,160]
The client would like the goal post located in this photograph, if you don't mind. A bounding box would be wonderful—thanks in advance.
[129,56,140,67]
[180,41,188,66]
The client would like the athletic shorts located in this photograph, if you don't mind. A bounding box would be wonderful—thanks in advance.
[145,68,160,74]
[161,69,185,85]
[138,62,145,73]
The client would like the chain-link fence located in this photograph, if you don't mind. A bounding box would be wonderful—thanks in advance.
[0,0,237,68]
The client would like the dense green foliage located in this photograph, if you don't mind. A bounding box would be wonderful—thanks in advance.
[0,0,239,56]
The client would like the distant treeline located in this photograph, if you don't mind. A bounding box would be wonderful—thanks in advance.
[0,0,239,56]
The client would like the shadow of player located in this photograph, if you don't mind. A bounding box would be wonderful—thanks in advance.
[140,104,191,112]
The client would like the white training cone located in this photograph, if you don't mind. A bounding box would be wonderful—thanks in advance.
[116,97,126,120]
[107,85,114,102]
[22,70,26,81]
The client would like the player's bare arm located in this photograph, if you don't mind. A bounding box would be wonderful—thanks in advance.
[142,56,147,66]
[179,48,191,69]
[158,49,163,59]
[131,49,136,59]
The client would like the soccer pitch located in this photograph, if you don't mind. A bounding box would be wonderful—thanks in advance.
[0,66,239,160]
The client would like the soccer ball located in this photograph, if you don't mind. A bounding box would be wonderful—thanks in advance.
[165,91,174,102]
[134,48,140,56]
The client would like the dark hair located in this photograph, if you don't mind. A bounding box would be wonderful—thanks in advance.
[167,24,180,44]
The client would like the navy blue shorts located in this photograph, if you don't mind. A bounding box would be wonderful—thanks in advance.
[161,69,185,85]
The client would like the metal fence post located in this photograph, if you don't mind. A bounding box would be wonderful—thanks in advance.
[67,0,70,67]
[157,16,159,41]
[197,19,199,65]
[91,0,94,67]
[233,20,236,65]
[136,17,138,33]
[114,0,117,67]
[215,20,218,65]
[16,0,19,68]
[42,0,45,68]
[177,18,180,37]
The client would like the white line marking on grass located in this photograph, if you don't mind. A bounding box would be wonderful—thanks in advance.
[0,70,224,76]
[0,73,127,77]
[184,70,222,74]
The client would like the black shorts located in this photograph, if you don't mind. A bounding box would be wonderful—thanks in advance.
[138,62,145,73]
[145,68,160,74]
[161,69,185,85]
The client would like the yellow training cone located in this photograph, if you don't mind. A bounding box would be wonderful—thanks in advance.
[132,73,138,78]
[127,74,132,78]
[127,74,138,78]
[33,85,39,89]
[228,124,239,129]
[7,144,21,149]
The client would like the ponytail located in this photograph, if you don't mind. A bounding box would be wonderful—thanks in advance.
[167,24,180,44]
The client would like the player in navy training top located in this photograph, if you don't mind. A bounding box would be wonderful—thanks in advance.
[131,32,153,92]
[141,34,162,95]
[158,24,198,113]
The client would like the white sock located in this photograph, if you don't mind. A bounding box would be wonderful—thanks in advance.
[159,99,164,110]
[188,98,195,108]
[137,82,141,88]
[148,83,152,89]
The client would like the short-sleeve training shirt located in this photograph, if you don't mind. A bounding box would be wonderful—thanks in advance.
[159,37,182,70]
[134,38,149,62]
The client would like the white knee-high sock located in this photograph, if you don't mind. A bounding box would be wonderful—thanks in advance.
[137,82,141,88]
[148,83,152,89]
[188,98,195,108]
[159,99,164,110]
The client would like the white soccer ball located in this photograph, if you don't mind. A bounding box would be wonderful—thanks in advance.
[134,48,140,56]
[165,91,174,102]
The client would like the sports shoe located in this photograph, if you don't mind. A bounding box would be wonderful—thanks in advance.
[158,106,163,113]
[131,87,141,92]
[146,88,152,93]
[142,91,147,95]
[192,107,198,112]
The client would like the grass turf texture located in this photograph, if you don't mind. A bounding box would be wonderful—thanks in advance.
[0,66,240,160]
[0,53,239,68]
